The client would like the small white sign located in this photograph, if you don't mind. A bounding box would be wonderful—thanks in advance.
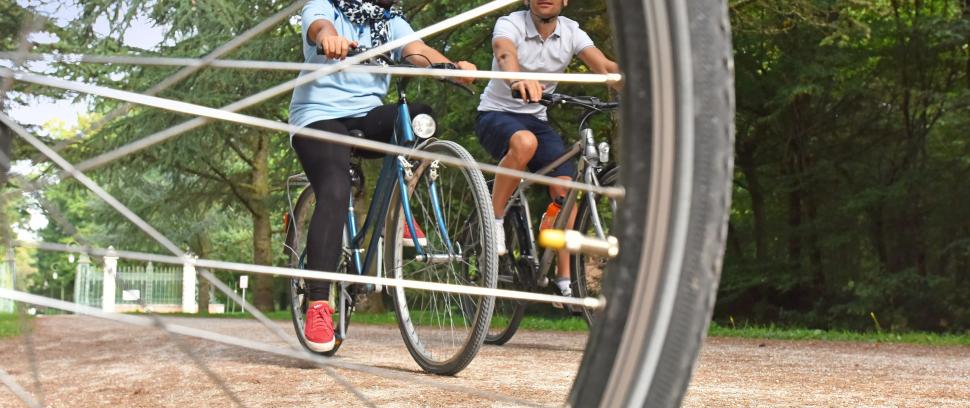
[239,275,249,289]
[122,289,141,301]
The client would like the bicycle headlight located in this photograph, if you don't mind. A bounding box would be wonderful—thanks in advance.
[412,114,436,139]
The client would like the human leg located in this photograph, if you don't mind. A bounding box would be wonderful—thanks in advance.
[292,120,353,302]
[476,112,540,256]
[525,119,578,295]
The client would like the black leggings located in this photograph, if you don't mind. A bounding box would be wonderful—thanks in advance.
[292,103,433,301]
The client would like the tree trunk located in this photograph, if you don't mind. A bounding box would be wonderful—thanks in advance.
[195,232,212,315]
[737,139,766,262]
[250,136,276,311]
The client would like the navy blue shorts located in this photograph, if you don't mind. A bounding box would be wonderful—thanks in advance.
[474,111,576,178]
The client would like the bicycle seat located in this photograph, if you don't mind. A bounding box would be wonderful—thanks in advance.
[349,129,383,159]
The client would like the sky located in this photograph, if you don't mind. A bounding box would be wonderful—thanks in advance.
[5,1,167,238]
[7,1,167,127]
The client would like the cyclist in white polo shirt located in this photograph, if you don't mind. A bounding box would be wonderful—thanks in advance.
[475,0,620,299]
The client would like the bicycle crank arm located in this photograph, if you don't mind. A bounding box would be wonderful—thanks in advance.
[538,229,619,259]
[413,254,464,264]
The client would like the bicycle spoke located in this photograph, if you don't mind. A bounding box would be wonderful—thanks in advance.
[0,368,41,408]
[0,289,541,407]
[143,309,248,407]
[16,304,44,407]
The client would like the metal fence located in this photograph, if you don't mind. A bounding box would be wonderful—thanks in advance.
[116,263,183,308]
[73,255,223,313]
[73,256,101,308]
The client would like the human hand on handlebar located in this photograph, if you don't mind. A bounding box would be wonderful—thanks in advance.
[316,33,358,60]
[452,60,477,85]
[510,79,544,103]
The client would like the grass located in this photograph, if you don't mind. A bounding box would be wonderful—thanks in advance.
[707,322,970,347]
[138,309,590,331]
[129,310,292,320]
[0,313,28,339]
[126,311,970,346]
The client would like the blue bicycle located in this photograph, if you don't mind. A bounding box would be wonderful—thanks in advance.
[283,51,497,375]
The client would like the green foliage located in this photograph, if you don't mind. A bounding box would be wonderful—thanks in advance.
[0,313,27,338]
[722,0,970,331]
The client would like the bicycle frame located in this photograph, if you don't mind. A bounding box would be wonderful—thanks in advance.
[507,107,614,287]
[285,88,457,340]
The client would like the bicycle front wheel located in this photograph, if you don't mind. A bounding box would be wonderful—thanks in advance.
[570,166,618,326]
[570,0,735,406]
[385,140,497,375]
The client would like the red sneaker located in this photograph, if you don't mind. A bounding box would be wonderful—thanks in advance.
[402,220,428,247]
[304,300,335,352]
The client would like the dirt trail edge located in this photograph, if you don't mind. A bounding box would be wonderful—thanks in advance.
[0,316,967,407]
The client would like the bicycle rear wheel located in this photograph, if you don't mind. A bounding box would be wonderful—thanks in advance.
[570,0,735,406]
[484,202,530,345]
[385,140,497,375]
[285,187,354,356]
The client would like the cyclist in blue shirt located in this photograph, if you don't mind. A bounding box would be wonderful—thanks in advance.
[291,0,475,353]
[476,0,620,300]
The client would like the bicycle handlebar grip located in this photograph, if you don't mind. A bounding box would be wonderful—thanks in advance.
[429,62,458,70]
[510,89,553,105]
[345,46,370,57]
[539,229,619,259]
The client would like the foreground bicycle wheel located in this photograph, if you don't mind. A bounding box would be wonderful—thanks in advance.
[285,187,354,356]
[570,0,735,406]
[386,140,497,375]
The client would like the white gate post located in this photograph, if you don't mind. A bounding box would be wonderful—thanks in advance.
[74,253,90,305]
[102,247,118,313]
[181,253,198,313]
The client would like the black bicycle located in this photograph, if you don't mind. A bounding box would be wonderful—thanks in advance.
[483,91,618,345]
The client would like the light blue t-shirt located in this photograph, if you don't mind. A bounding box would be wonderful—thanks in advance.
[289,0,415,128]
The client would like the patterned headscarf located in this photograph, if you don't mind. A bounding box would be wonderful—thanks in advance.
[332,0,403,47]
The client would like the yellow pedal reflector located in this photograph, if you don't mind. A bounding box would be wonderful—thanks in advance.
[538,229,567,249]
[539,229,619,259]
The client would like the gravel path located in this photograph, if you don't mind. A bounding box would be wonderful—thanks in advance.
[0,316,967,407]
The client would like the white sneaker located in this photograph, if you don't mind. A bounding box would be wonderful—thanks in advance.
[552,279,572,309]
[494,219,508,256]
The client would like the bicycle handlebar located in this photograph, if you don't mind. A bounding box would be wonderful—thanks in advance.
[316,46,474,94]
[511,89,619,111]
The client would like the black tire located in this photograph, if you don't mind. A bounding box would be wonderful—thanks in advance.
[484,203,529,345]
[570,166,618,326]
[385,140,497,375]
[570,0,735,406]
[286,187,353,357]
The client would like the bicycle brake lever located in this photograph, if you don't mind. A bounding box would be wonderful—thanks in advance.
[428,63,476,95]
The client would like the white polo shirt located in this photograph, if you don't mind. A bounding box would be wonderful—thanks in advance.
[477,11,595,121]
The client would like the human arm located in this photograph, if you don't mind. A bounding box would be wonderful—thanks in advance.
[307,19,358,60]
[578,47,622,91]
[400,40,477,85]
[493,37,543,103]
